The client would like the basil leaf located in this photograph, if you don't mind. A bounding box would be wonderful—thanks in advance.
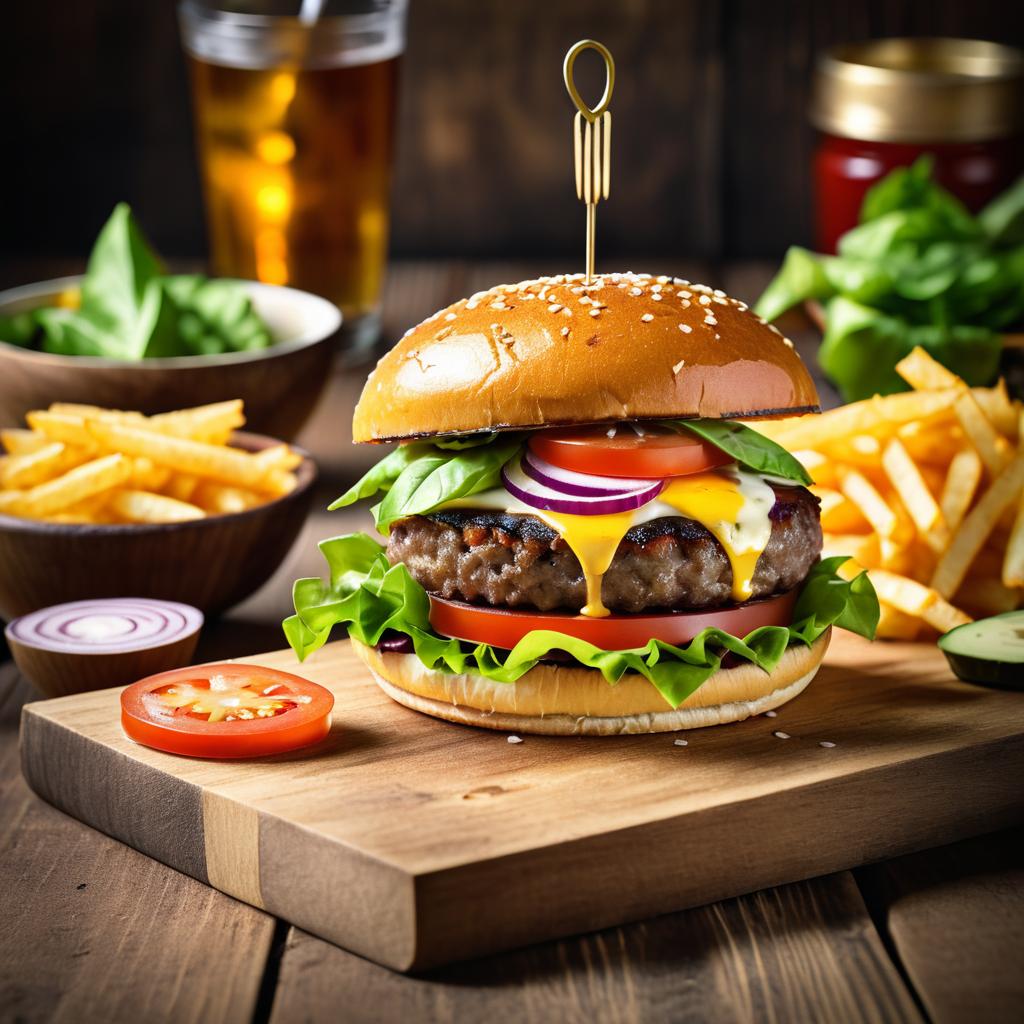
[0,311,39,348]
[374,436,522,531]
[674,419,813,485]
[80,201,163,341]
[979,175,1024,246]
[161,276,273,355]
[285,537,879,709]
[435,432,500,450]
[753,246,832,323]
[329,444,429,511]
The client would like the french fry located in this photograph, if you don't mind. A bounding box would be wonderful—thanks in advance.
[821,532,879,565]
[252,443,303,473]
[921,596,972,634]
[86,421,273,490]
[931,450,1024,599]
[815,487,870,533]
[25,410,93,448]
[147,400,245,440]
[867,569,936,616]
[0,443,82,490]
[954,391,1012,475]
[164,473,200,503]
[939,448,982,533]
[1003,490,1024,588]
[881,438,943,535]
[792,449,832,486]
[130,457,172,492]
[108,489,205,524]
[876,602,921,641]
[192,481,259,515]
[48,403,146,425]
[0,490,24,514]
[13,454,131,518]
[1,429,51,455]
[974,380,1018,440]
[839,469,898,538]
[895,346,962,391]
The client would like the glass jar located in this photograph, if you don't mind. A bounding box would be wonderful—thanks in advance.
[811,39,1024,254]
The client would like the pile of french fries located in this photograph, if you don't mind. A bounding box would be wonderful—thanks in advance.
[0,401,301,525]
[757,347,1024,640]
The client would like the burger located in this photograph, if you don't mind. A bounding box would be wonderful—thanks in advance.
[285,272,878,735]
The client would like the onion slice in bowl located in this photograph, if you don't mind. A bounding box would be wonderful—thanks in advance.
[7,598,203,655]
[521,448,655,496]
[502,455,662,515]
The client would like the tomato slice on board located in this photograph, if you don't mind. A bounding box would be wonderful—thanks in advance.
[428,590,797,651]
[529,425,732,479]
[121,664,334,759]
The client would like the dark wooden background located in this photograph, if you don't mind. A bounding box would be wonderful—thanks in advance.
[4,0,1024,269]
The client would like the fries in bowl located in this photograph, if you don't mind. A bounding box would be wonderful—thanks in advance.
[0,400,302,525]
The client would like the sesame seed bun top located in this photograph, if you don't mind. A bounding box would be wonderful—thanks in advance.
[352,271,819,443]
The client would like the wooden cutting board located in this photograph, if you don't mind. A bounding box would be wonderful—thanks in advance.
[19,631,1024,973]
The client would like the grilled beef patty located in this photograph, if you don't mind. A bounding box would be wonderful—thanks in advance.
[386,485,822,613]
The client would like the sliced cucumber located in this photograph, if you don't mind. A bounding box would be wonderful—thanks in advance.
[937,611,1024,690]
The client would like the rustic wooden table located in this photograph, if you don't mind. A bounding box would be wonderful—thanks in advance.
[1,261,1021,1024]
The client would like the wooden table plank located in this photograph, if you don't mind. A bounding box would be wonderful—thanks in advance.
[0,661,277,1024]
[267,873,921,1024]
[856,830,1024,1024]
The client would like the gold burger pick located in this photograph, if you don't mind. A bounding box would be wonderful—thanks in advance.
[563,39,615,284]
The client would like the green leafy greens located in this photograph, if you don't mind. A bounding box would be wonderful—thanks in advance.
[0,204,273,359]
[672,419,813,485]
[754,157,1023,402]
[283,541,878,709]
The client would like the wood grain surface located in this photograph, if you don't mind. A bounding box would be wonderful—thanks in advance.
[19,629,1024,971]
[268,873,922,1024]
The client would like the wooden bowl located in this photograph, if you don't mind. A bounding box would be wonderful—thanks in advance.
[6,598,203,698]
[0,432,316,620]
[0,277,341,440]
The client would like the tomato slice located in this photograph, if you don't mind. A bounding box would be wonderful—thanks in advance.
[121,664,334,759]
[529,424,732,479]
[428,590,797,651]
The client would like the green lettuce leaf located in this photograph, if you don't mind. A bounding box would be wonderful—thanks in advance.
[754,159,1022,401]
[674,419,813,485]
[331,435,524,532]
[283,539,879,710]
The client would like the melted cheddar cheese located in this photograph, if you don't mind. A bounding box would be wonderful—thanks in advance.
[437,466,777,617]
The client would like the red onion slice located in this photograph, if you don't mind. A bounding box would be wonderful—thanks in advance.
[502,456,662,515]
[7,598,204,655]
[521,449,655,497]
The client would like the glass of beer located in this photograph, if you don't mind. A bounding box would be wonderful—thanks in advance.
[178,0,406,354]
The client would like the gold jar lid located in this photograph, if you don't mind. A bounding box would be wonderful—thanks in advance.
[812,38,1024,143]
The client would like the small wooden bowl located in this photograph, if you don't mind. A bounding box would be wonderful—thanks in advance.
[0,432,316,620]
[0,277,342,440]
[6,598,203,698]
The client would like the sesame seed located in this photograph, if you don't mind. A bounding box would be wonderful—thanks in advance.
[651,283,663,292]
[673,737,688,746]
[507,735,523,744]
[699,295,711,306]
[641,313,654,322]
[765,710,777,718]
[444,312,457,321]
[489,302,507,311]
[819,741,837,748]
[713,288,726,298]
[548,303,563,313]
[679,323,692,333]
[768,323,782,336]
[672,359,686,374]
[589,308,601,317]
[561,326,570,337]
[773,731,791,740]
[489,323,499,330]
[680,299,691,308]
[657,275,670,284]
[783,338,794,349]
[630,287,642,296]
[465,301,478,310]
[651,293,663,301]
[561,307,572,316]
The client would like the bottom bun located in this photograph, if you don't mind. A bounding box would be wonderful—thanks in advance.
[351,630,831,736]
